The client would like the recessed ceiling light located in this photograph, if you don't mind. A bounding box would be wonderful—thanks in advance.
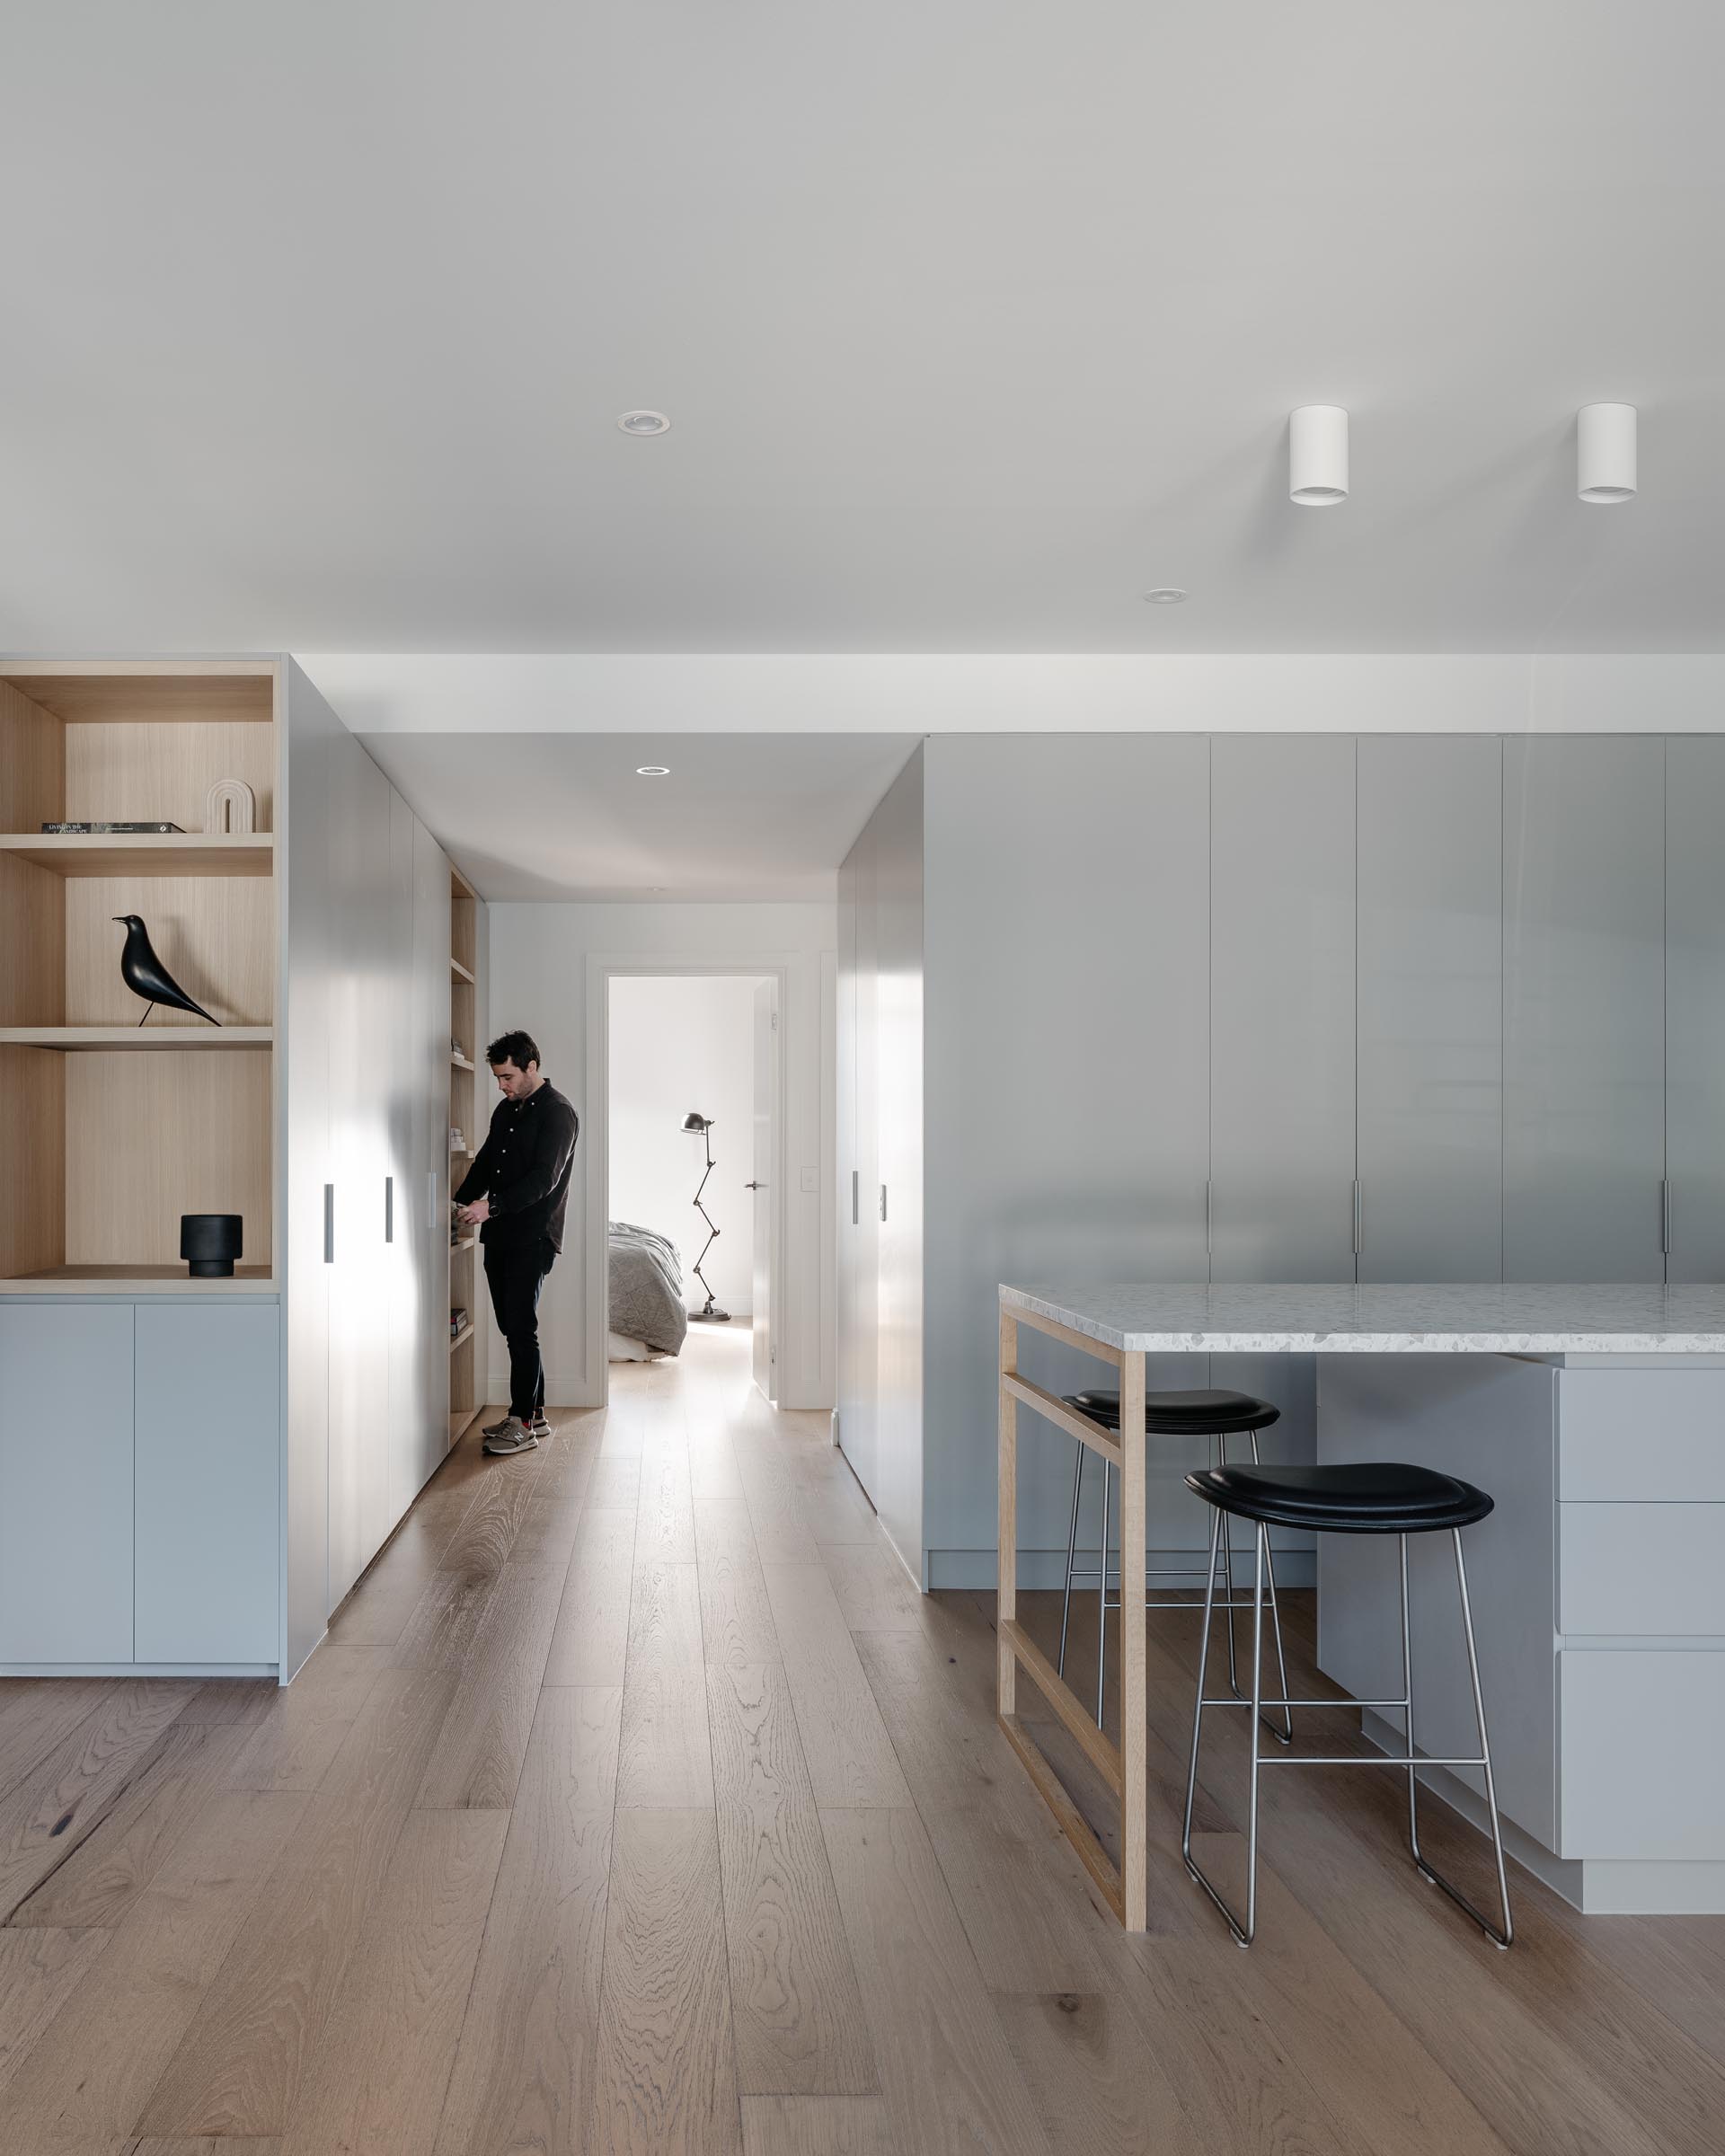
[1142,588,1188,605]
[635,764,671,776]
[617,410,671,436]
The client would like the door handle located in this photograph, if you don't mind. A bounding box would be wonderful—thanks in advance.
[880,1183,888,1223]
[323,1184,335,1264]
[745,1180,765,1189]
[385,1175,394,1243]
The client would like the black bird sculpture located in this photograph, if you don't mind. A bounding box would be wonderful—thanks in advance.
[112,915,220,1027]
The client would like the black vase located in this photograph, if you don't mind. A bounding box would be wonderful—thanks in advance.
[181,1213,243,1277]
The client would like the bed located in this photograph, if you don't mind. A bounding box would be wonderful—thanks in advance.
[607,1221,689,1359]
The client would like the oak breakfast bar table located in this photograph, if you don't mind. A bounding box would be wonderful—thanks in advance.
[997,1281,1725,1930]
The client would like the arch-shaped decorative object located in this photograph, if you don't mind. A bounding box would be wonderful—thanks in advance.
[204,777,256,835]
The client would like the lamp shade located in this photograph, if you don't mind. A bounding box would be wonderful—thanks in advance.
[681,1111,711,1133]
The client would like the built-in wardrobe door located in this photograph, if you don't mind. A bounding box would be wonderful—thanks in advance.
[845,815,881,1501]
[382,789,420,1535]
[835,842,865,1487]
[1356,737,1503,1281]
[411,815,452,1492]
[1666,738,1725,1282]
[1503,738,1666,1282]
[1210,735,1357,1281]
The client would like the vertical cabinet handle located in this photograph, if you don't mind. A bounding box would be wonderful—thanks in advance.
[1352,1179,1361,1257]
[880,1183,889,1223]
[385,1175,394,1243]
[852,1170,859,1225]
[323,1183,335,1264]
[1205,1178,1213,1256]
[1662,1178,1671,1257]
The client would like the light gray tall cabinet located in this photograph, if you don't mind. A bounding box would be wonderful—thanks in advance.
[1503,738,1667,1282]
[1209,736,1358,1282]
[1356,736,1503,1281]
[1666,738,1725,1283]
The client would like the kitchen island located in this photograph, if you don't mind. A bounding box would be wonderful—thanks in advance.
[998,1281,1725,1928]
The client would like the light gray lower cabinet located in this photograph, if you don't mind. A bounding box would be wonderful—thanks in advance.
[135,1303,280,1664]
[1210,735,1357,1282]
[1356,736,1503,1281]
[0,1305,134,1663]
[1503,738,1666,1282]
[1667,737,1725,1283]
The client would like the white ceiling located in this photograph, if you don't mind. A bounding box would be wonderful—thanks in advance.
[358,731,918,899]
[2,4,1722,654]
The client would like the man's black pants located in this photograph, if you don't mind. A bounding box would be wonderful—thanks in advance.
[482,1235,555,1422]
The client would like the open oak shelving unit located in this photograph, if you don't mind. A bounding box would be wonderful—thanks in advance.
[448,867,482,1440]
[0,664,279,1292]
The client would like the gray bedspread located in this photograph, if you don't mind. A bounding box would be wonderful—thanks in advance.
[608,1222,688,1356]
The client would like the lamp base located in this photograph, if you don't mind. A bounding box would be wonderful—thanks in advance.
[688,1307,732,1323]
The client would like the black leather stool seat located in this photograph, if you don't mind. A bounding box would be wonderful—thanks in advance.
[1185,1461,1494,1535]
[1065,1386,1280,1437]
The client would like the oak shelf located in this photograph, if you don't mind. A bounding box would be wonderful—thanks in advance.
[451,957,475,985]
[0,832,273,877]
[449,1320,474,1354]
[1,1264,277,1293]
[0,1026,273,1051]
[451,1052,475,1070]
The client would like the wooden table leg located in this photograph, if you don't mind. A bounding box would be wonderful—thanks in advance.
[1118,1347,1148,1930]
[998,1306,1018,1719]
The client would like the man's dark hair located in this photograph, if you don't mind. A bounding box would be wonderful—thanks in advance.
[487,1029,541,1070]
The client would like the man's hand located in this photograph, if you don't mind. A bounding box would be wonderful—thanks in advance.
[461,1198,491,1224]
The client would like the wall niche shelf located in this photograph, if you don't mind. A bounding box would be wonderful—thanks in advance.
[451,956,475,985]
[1,1026,274,1051]
[448,1320,475,1355]
[0,662,279,1286]
[0,833,274,877]
[451,1051,475,1071]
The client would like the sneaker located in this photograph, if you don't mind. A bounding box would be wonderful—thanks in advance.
[481,1414,516,1440]
[482,1418,539,1456]
[529,1411,552,1440]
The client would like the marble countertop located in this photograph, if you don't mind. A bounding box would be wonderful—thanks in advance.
[999,1281,1725,1356]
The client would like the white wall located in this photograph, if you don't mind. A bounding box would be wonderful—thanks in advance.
[608,974,765,1317]
[485,900,836,1409]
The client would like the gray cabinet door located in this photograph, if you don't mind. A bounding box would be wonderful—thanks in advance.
[1503,738,1665,1282]
[1667,737,1725,1282]
[1357,737,1503,1281]
[1210,735,1357,1281]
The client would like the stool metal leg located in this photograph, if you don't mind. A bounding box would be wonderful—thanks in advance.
[1096,1460,1112,1727]
[1057,1442,1084,1680]
[1250,1429,1295,1747]
[1403,1530,1514,1949]
[1183,1514,1263,1947]
[1215,1433,1240,1697]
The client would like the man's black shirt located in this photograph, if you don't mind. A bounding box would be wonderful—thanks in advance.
[455,1081,579,1253]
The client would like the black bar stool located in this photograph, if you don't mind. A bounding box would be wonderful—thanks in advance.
[1180,1459,1513,1951]
[1057,1387,1293,1743]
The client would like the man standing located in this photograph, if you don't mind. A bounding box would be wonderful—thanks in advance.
[456,1029,579,1456]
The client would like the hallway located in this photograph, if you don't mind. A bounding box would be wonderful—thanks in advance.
[2,1330,1723,2152]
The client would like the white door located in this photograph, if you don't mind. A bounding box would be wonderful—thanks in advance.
[750,979,778,1399]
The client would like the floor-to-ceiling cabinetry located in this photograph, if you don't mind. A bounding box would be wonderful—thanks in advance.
[0,657,473,1681]
[840,729,1725,1587]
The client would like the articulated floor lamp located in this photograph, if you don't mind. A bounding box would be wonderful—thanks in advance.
[680,1111,730,1322]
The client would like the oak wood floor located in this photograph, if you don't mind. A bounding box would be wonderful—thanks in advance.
[3,1328,1723,2152]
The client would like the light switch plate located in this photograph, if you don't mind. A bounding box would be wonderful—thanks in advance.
[800,1165,818,1193]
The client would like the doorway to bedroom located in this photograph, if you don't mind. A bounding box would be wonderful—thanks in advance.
[604,970,782,1401]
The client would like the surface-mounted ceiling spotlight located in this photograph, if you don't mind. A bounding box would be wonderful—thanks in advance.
[635,764,671,776]
[1142,588,1188,605]
[1577,403,1636,503]
[617,410,671,435]
[1289,404,1349,507]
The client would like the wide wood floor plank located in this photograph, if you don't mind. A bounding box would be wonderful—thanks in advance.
[819,1806,1053,2156]
[818,1542,925,1633]
[740,2094,901,2156]
[989,1987,1200,2156]
[0,1680,199,1922]
[588,1455,643,1508]
[224,1642,391,1793]
[0,1924,113,2102]
[433,1687,622,2156]
[591,1807,742,2155]
[14,1720,254,1931]
[0,1789,304,2150]
[128,2138,283,2154]
[544,1508,637,1687]
[637,1438,699,1567]
[510,1494,588,1571]
[736,1442,819,1566]
[696,1499,783,1668]
[762,1568,912,1810]
[707,1663,875,2096]
[0,1679,123,1803]
[413,1563,566,1809]
[617,1560,714,1810]
[923,1801,1110,1993]
[137,1667,456,2139]
[275,1808,506,2156]
[387,1565,506,1673]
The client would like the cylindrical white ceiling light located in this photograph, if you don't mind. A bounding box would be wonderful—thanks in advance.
[1289,404,1349,507]
[1578,402,1637,503]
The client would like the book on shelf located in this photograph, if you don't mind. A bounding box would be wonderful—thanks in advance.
[40,820,186,834]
